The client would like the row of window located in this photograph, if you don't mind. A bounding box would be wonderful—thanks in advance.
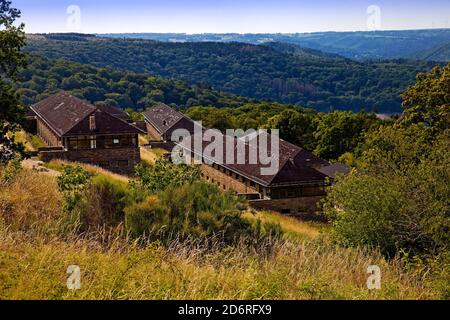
[201,173,228,191]
[67,135,137,150]
[210,163,258,188]
[271,186,326,199]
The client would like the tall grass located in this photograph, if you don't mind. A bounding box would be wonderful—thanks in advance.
[44,160,130,184]
[0,228,438,300]
[0,167,443,300]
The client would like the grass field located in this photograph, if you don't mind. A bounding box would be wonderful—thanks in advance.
[0,168,443,300]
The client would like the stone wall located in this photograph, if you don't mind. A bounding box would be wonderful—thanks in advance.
[39,147,141,175]
[249,196,325,215]
[200,164,259,195]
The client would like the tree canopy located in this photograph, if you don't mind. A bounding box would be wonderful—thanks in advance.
[0,0,27,163]
[24,34,438,113]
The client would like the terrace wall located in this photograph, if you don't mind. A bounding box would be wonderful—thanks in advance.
[39,147,141,175]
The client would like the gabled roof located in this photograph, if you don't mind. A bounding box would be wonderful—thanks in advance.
[31,91,96,136]
[97,105,131,122]
[30,91,140,137]
[224,132,329,186]
[178,128,330,187]
[143,104,191,135]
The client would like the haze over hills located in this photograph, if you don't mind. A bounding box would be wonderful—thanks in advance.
[99,29,450,61]
[24,33,437,113]
[410,42,450,61]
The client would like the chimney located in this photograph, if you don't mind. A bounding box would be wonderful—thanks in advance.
[89,114,96,131]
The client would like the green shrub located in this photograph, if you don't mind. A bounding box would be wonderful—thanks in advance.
[132,158,200,193]
[324,126,450,258]
[76,175,134,230]
[125,181,280,246]
[0,157,22,185]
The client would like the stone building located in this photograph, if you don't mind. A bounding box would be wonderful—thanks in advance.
[30,91,142,174]
[143,104,348,215]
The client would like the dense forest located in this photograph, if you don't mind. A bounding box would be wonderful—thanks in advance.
[16,55,254,109]
[25,34,438,113]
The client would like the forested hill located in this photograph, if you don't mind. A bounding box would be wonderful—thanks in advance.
[16,55,254,110]
[410,42,450,62]
[25,34,437,113]
[100,29,450,60]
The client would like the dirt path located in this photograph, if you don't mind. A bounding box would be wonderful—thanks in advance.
[22,158,60,177]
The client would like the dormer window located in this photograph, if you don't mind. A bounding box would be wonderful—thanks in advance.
[163,120,168,126]
[89,115,96,131]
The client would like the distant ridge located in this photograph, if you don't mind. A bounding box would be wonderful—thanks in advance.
[98,29,450,60]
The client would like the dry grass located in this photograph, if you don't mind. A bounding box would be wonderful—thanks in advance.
[140,148,168,165]
[138,134,149,146]
[0,167,443,300]
[140,148,159,165]
[0,231,438,300]
[44,159,130,184]
[12,130,44,152]
[244,211,323,240]
[0,169,62,232]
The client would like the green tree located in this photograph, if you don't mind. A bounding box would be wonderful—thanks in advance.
[313,112,379,160]
[401,63,450,133]
[133,158,200,193]
[265,109,316,150]
[0,0,27,163]
[325,124,450,258]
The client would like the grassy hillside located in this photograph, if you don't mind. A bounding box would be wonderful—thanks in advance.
[24,34,437,113]
[0,167,441,300]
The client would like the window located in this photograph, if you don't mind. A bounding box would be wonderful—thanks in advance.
[99,161,110,167]
[67,136,97,150]
[113,139,120,144]
[90,136,96,149]
[281,209,291,214]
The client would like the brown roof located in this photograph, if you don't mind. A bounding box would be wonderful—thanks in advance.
[179,129,330,187]
[30,91,140,136]
[97,105,131,122]
[143,104,190,135]
[144,104,337,186]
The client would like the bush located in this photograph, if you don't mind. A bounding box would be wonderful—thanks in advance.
[133,158,200,193]
[76,175,135,230]
[324,126,450,258]
[125,181,279,246]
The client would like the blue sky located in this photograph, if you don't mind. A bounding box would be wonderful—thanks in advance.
[13,0,450,33]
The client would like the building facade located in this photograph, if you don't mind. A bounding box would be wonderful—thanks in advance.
[30,91,142,175]
[143,104,348,215]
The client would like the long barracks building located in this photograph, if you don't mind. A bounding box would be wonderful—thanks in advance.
[143,104,348,215]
